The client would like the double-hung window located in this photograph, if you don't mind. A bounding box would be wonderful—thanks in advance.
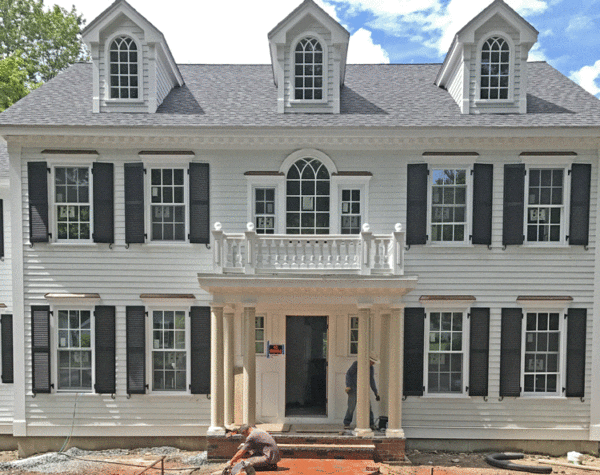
[425,310,468,394]
[525,168,565,244]
[150,168,187,241]
[57,309,93,391]
[341,189,361,234]
[254,189,276,234]
[430,168,468,243]
[151,309,188,392]
[54,166,92,241]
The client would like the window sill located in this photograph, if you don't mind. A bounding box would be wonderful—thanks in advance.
[522,243,569,249]
[474,99,515,106]
[519,395,565,400]
[143,392,193,397]
[427,242,474,248]
[144,241,195,248]
[289,99,328,105]
[420,393,470,399]
[105,99,144,104]
[49,242,99,247]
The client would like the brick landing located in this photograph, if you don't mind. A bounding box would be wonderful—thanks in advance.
[207,433,405,463]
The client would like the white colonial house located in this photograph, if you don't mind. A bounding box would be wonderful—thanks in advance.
[0,0,600,457]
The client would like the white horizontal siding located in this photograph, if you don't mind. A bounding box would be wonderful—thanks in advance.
[16,144,598,438]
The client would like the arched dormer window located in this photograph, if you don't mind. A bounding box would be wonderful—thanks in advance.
[480,36,509,100]
[294,37,323,100]
[286,158,330,234]
[109,36,139,99]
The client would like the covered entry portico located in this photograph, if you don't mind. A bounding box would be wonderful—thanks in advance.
[198,223,417,440]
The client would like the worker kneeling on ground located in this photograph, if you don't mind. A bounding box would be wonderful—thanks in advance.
[224,424,280,475]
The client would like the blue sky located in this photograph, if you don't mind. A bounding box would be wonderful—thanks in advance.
[53,0,600,98]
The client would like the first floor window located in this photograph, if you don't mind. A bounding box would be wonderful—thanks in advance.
[255,316,265,354]
[427,311,464,393]
[57,309,92,390]
[255,188,275,234]
[526,168,564,243]
[151,168,186,241]
[341,189,361,234]
[431,168,467,242]
[349,316,358,355]
[152,310,187,391]
[523,311,561,394]
[55,167,91,241]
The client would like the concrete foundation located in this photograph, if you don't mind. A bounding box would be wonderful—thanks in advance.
[406,438,600,457]
[0,434,18,451]
[15,436,207,458]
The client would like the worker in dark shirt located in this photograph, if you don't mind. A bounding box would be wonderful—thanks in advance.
[225,424,280,475]
[343,352,380,430]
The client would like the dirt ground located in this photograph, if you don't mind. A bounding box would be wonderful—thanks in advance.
[0,448,599,475]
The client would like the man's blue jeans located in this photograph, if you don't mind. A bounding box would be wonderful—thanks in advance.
[343,390,374,427]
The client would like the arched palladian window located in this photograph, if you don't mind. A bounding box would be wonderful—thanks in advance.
[294,37,323,100]
[109,36,139,99]
[286,158,330,234]
[480,36,509,100]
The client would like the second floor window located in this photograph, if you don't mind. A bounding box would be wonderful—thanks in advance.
[110,36,138,99]
[286,158,330,234]
[431,168,467,242]
[151,168,186,241]
[341,189,361,234]
[526,168,564,243]
[480,36,509,100]
[295,37,323,100]
[55,167,91,241]
[255,188,275,234]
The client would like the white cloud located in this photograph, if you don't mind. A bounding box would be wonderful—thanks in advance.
[570,60,600,97]
[347,28,390,63]
[527,42,548,62]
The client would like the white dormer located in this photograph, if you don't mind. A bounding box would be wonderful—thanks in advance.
[82,0,184,114]
[435,0,538,114]
[268,0,350,114]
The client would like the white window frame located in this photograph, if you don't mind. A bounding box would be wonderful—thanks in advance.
[255,315,266,355]
[424,156,476,246]
[145,304,191,395]
[332,176,370,235]
[141,156,191,244]
[475,32,515,104]
[290,32,328,105]
[104,31,143,103]
[348,315,358,356]
[421,299,471,398]
[518,299,569,398]
[246,175,286,234]
[45,157,96,245]
[522,155,573,247]
[51,304,95,394]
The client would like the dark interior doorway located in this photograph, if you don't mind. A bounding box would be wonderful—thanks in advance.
[285,316,328,416]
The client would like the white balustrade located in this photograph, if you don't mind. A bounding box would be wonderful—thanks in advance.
[212,223,405,276]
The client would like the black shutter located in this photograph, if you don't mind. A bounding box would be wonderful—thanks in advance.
[406,164,428,245]
[93,162,114,244]
[569,164,591,246]
[94,306,116,394]
[472,164,493,246]
[124,163,145,244]
[502,164,525,246]
[1,314,13,384]
[126,306,146,394]
[469,308,489,396]
[403,307,424,396]
[32,306,51,393]
[189,163,210,244]
[566,308,586,398]
[28,162,49,243]
[0,199,4,259]
[190,306,211,394]
[500,308,522,397]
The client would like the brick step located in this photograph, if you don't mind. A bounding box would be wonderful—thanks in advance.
[278,443,376,460]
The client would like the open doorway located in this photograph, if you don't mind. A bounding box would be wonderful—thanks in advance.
[285,316,328,416]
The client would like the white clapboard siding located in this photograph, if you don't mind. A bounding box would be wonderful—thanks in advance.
[18,144,597,438]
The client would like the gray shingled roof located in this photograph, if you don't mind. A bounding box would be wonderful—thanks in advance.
[1,62,600,129]
[0,140,8,179]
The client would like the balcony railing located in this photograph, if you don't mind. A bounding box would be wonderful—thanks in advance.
[212,223,405,276]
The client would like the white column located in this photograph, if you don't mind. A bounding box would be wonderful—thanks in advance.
[386,306,405,438]
[208,306,225,434]
[379,313,390,419]
[354,306,373,437]
[243,305,257,425]
[223,309,235,428]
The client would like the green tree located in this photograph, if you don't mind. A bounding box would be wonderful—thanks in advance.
[0,0,88,109]
[0,55,28,111]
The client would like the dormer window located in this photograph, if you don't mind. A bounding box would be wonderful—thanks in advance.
[294,38,323,101]
[480,36,509,100]
[109,36,139,99]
